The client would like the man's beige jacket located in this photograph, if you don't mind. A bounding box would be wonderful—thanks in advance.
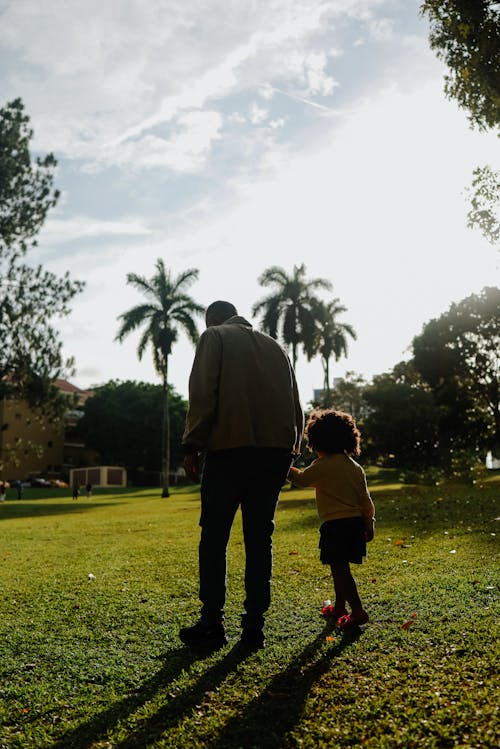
[183,316,304,453]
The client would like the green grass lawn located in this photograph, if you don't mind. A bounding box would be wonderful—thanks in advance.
[0,470,498,748]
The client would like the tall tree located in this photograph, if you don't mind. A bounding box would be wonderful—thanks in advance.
[420,1,500,131]
[252,264,332,368]
[362,372,440,471]
[311,298,356,398]
[466,165,500,249]
[76,380,187,478]
[412,286,500,457]
[0,98,83,470]
[421,3,500,251]
[116,260,203,497]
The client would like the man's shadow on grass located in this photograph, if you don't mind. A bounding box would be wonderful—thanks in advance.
[204,627,361,749]
[49,642,251,749]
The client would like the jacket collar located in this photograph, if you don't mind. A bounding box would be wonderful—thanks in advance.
[223,315,252,328]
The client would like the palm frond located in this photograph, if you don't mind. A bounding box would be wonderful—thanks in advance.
[257,296,283,339]
[283,303,301,348]
[299,307,317,360]
[137,326,152,361]
[172,267,200,292]
[115,304,156,341]
[170,294,204,316]
[252,293,275,316]
[257,265,289,288]
[172,309,201,344]
[153,259,170,305]
[125,273,157,299]
[340,323,357,341]
[306,277,333,293]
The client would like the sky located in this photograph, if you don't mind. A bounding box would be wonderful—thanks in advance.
[1,0,498,404]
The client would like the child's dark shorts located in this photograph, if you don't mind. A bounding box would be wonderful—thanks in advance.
[319,517,367,565]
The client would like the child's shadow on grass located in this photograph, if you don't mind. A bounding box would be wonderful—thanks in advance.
[49,643,250,749]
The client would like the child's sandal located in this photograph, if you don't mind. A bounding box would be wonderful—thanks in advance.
[321,605,348,621]
[337,610,369,629]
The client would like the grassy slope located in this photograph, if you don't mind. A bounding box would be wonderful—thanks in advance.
[0,471,498,748]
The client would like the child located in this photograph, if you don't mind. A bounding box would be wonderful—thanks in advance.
[288,409,375,629]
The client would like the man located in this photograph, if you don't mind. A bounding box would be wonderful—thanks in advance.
[180,300,303,649]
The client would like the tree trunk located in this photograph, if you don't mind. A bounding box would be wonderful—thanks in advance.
[321,356,331,408]
[323,356,331,398]
[161,358,170,498]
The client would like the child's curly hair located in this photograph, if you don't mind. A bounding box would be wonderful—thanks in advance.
[305,409,361,456]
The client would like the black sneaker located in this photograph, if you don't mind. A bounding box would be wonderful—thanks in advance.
[179,620,227,649]
[240,627,265,650]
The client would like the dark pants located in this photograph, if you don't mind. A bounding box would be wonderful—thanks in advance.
[198,447,293,630]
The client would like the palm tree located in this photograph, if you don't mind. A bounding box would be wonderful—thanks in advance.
[116,260,203,497]
[312,298,357,399]
[252,264,332,368]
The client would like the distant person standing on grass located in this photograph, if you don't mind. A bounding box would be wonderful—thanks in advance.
[180,300,304,650]
[72,483,80,500]
[288,409,375,629]
[0,480,6,502]
[86,482,92,499]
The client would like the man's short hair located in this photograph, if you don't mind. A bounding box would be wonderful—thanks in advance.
[206,300,238,326]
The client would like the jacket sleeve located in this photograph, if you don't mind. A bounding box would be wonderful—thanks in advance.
[290,362,304,453]
[182,329,222,451]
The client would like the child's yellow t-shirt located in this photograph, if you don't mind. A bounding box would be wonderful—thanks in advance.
[289,453,375,523]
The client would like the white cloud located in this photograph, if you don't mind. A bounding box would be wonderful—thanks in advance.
[368,17,395,41]
[1,0,388,171]
[101,110,223,172]
[259,83,275,100]
[227,112,247,125]
[306,52,338,95]
[40,217,153,244]
[249,103,268,125]
[269,117,287,130]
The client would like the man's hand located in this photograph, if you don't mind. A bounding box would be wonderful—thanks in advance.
[364,518,375,543]
[184,453,200,482]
